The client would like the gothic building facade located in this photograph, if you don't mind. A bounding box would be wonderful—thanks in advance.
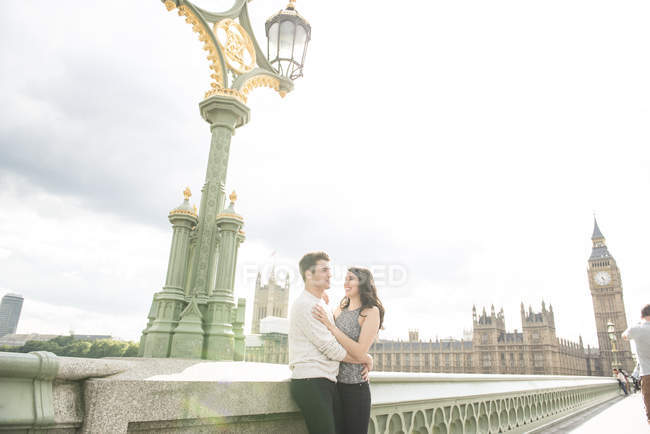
[245,220,632,376]
[369,303,601,376]
[251,268,289,334]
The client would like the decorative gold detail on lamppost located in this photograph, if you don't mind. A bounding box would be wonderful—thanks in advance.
[240,75,284,98]
[183,186,192,200]
[204,87,247,103]
[229,190,238,204]
[213,19,256,74]
[175,5,224,91]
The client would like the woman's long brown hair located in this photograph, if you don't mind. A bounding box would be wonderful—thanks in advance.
[340,267,385,330]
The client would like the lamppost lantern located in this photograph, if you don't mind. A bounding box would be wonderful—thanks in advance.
[265,0,311,80]
[606,320,616,341]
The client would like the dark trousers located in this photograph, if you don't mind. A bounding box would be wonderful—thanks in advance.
[337,382,371,434]
[290,378,343,434]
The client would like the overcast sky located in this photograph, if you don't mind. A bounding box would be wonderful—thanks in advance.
[1,1,648,348]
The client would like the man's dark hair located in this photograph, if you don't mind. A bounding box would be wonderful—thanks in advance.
[299,251,330,282]
[642,304,650,317]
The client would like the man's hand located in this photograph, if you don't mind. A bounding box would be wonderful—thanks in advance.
[361,354,373,381]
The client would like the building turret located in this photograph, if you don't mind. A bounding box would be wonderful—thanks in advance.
[269,265,276,284]
[255,271,262,289]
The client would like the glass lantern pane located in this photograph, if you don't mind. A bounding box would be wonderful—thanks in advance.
[293,25,307,61]
[278,21,296,60]
[268,22,279,62]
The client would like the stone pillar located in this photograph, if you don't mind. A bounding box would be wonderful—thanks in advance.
[233,298,246,361]
[170,296,204,358]
[138,300,158,357]
[142,193,198,358]
[204,194,246,360]
[188,96,250,298]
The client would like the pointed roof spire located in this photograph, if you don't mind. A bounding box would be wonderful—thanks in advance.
[592,217,604,240]
[269,264,276,283]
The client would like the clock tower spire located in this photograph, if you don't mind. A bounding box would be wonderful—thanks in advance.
[587,218,633,374]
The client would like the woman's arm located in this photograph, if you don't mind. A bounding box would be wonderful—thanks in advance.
[312,305,380,361]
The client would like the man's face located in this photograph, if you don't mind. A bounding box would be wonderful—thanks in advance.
[308,259,331,290]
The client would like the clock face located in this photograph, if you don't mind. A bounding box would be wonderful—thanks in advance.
[594,271,611,286]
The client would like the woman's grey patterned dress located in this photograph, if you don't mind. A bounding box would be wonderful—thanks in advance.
[335,306,366,384]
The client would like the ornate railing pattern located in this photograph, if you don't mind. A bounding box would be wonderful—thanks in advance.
[369,380,616,433]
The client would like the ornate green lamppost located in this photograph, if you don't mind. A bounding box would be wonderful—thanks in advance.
[607,319,620,370]
[139,0,311,360]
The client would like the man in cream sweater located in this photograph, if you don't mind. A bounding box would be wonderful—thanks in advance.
[289,251,372,434]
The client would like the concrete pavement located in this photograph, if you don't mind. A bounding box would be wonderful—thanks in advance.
[568,393,648,433]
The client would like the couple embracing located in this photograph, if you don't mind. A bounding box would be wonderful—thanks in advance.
[289,251,385,434]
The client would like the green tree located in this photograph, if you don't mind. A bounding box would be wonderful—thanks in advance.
[21,340,63,354]
[123,342,139,357]
[62,340,92,357]
[88,339,128,358]
[51,335,75,347]
[0,337,140,358]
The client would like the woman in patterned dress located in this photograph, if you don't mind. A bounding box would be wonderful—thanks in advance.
[312,267,385,434]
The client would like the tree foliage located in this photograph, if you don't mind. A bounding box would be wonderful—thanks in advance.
[0,336,139,358]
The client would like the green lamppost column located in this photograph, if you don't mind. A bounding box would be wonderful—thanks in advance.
[205,192,246,360]
[187,97,249,300]
[143,191,198,357]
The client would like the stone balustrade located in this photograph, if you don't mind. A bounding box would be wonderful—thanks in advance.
[0,351,619,433]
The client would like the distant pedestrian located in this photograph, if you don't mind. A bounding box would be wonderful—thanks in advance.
[632,364,642,393]
[620,369,634,393]
[623,303,650,426]
[614,368,629,395]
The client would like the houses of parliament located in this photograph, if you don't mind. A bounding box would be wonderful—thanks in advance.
[245,220,635,376]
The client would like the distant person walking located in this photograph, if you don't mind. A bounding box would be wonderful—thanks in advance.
[613,368,629,395]
[623,303,650,426]
[632,363,642,393]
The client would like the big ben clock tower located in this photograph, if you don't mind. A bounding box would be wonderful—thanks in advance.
[587,218,633,374]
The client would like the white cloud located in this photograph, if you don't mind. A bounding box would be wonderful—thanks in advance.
[0,0,648,348]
